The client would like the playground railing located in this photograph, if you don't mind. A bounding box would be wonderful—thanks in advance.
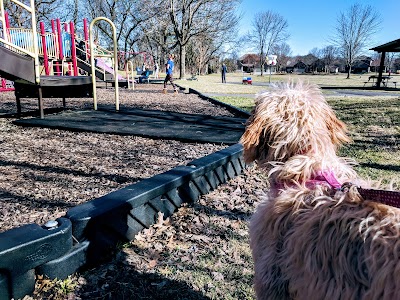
[39,32,59,59]
[8,28,59,59]
[0,77,15,92]
[8,28,36,54]
[0,0,40,84]
[94,43,113,57]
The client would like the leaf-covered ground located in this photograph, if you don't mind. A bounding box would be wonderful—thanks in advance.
[0,85,234,232]
[30,166,267,300]
[0,83,264,300]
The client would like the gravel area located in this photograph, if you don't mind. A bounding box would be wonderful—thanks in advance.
[0,84,236,232]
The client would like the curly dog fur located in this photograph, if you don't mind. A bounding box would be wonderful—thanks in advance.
[240,81,400,300]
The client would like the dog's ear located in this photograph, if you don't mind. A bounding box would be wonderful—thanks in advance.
[240,107,267,164]
[326,110,351,147]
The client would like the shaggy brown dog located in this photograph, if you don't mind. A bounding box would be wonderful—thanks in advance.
[240,81,400,300]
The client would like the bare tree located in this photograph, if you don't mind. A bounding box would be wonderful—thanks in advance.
[184,19,240,76]
[272,42,292,72]
[250,11,289,76]
[321,45,337,73]
[4,0,61,27]
[80,0,165,67]
[168,0,240,79]
[333,4,381,78]
[394,55,400,72]
[309,47,321,58]
[385,52,396,74]
[138,9,177,69]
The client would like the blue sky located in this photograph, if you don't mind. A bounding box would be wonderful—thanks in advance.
[237,0,399,56]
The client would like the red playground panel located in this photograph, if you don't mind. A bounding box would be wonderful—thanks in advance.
[0,78,15,92]
[242,77,252,85]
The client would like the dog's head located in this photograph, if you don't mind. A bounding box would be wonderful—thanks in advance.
[240,81,350,167]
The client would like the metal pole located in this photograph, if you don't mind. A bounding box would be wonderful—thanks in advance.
[40,22,50,75]
[56,19,64,64]
[83,18,89,60]
[89,17,119,111]
[69,22,78,76]
[51,20,60,75]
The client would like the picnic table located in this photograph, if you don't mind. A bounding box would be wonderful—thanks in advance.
[365,75,392,87]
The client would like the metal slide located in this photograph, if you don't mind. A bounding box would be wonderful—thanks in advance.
[0,0,40,84]
[0,44,36,83]
[77,59,113,81]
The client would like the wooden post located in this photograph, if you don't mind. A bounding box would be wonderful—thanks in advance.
[16,97,21,115]
[38,87,44,119]
[377,51,386,88]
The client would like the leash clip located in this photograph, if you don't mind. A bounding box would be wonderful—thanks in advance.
[340,182,356,192]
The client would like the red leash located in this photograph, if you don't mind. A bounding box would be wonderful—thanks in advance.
[356,187,400,209]
[307,171,400,209]
[340,182,400,208]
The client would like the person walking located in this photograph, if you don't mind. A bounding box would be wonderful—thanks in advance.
[163,54,178,94]
[221,63,227,83]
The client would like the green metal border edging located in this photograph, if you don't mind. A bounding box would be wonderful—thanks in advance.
[0,143,247,300]
[0,84,250,299]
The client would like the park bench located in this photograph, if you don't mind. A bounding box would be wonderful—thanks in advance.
[187,75,198,81]
[138,70,153,83]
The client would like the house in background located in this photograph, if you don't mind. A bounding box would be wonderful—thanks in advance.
[352,56,372,73]
[286,60,307,73]
[238,53,260,73]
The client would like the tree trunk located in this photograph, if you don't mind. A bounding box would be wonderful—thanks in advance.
[346,65,351,79]
[179,44,186,79]
[73,0,78,25]
[260,53,264,76]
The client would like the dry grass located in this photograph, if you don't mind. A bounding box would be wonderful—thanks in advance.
[176,72,400,94]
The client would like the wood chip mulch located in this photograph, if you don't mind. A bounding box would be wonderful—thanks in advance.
[0,83,265,300]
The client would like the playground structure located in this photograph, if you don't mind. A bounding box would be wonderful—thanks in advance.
[0,77,14,92]
[0,0,135,118]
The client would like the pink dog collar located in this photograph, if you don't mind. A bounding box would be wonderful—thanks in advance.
[306,170,342,189]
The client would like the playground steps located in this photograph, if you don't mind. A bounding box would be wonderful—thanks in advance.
[77,60,113,81]
[0,45,36,83]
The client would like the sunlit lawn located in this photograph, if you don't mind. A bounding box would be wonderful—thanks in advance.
[176,72,399,94]
[177,73,400,185]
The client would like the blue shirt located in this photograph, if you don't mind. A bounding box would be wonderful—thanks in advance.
[166,59,174,75]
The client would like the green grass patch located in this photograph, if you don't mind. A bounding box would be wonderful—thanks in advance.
[213,96,254,112]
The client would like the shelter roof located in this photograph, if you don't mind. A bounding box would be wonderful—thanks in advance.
[370,38,400,53]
